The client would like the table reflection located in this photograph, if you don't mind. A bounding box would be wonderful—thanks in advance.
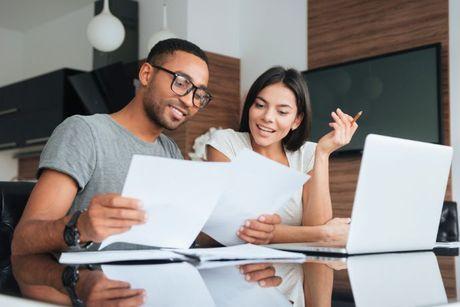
[5,250,455,307]
[10,254,291,306]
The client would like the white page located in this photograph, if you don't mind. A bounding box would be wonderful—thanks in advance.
[102,263,215,307]
[200,265,291,307]
[101,155,229,249]
[59,249,188,264]
[203,150,308,246]
[174,244,307,262]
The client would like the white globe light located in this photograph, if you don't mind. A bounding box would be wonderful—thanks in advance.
[147,30,177,54]
[86,0,125,52]
[145,3,177,56]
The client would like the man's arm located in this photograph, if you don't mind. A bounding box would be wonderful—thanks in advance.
[12,170,79,255]
[12,169,147,255]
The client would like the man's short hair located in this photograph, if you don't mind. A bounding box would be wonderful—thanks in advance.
[146,38,208,66]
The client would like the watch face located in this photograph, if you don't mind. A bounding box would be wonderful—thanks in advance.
[64,226,78,247]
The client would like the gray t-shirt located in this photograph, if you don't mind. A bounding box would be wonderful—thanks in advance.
[38,114,183,215]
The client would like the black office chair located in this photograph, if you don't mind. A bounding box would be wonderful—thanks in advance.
[437,201,459,242]
[0,181,35,296]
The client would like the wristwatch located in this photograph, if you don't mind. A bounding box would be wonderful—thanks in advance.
[62,265,84,307]
[64,210,93,250]
[64,210,83,248]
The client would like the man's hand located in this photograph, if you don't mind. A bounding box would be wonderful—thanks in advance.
[77,270,145,307]
[78,193,147,243]
[237,214,281,245]
[239,263,282,287]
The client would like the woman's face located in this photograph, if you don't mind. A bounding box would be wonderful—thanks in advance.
[248,82,303,148]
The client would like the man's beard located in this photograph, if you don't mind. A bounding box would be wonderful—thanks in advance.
[143,96,185,131]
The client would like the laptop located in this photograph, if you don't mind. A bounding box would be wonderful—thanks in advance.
[268,134,453,255]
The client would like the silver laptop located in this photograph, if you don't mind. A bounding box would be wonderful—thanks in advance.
[268,134,453,255]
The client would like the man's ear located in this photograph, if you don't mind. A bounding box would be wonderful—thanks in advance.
[292,113,304,130]
[138,63,153,87]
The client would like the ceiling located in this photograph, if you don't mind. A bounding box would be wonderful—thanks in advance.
[0,0,95,31]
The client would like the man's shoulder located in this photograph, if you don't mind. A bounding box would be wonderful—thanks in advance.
[158,133,183,158]
[58,114,108,131]
[158,133,180,148]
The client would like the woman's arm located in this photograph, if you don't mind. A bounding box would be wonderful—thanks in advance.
[206,145,231,162]
[302,109,357,226]
[271,221,349,244]
[302,154,333,226]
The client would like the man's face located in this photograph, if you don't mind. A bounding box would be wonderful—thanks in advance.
[140,51,209,130]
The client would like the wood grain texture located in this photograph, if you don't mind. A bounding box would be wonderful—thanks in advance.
[17,156,40,180]
[309,0,453,297]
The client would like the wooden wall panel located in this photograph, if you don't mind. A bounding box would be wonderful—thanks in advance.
[309,0,454,298]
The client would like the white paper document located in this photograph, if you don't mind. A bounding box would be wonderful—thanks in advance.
[100,155,229,249]
[102,263,215,307]
[203,150,309,246]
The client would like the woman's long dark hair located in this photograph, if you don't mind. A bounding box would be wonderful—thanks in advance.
[239,66,312,151]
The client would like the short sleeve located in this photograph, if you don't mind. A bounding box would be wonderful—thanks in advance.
[205,129,243,161]
[302,142,317,174]
[38,116,96,190]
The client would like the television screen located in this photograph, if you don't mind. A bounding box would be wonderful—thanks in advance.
[303,44,441,152]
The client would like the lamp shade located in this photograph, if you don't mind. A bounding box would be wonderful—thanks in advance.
[86,0,125,52]
[147,30,177,54]
[146,3,177,55]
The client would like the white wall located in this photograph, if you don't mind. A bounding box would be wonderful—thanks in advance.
[187,0,240,58]
[22,4,93,79]
[0,27,24,86]
[239,0,307,98]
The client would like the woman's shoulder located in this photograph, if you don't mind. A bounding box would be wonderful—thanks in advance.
[286,141,317,173]
[300,141,317,155]
[206,128,251,160]
[209,128,251,146]
[290,141,316,158]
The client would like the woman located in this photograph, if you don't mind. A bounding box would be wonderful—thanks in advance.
[205,66,358,245]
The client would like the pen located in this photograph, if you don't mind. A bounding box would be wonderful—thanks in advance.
[351,111,363,125]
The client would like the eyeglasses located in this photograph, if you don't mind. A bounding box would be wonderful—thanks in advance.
[152,64,212,109]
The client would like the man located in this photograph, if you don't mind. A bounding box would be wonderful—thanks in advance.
[12,39,279,255]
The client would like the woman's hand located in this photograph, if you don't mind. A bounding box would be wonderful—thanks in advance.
[320,217,351,244]
[239,263,282,287]
[316,108,359,156]
[237,214,281,244]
